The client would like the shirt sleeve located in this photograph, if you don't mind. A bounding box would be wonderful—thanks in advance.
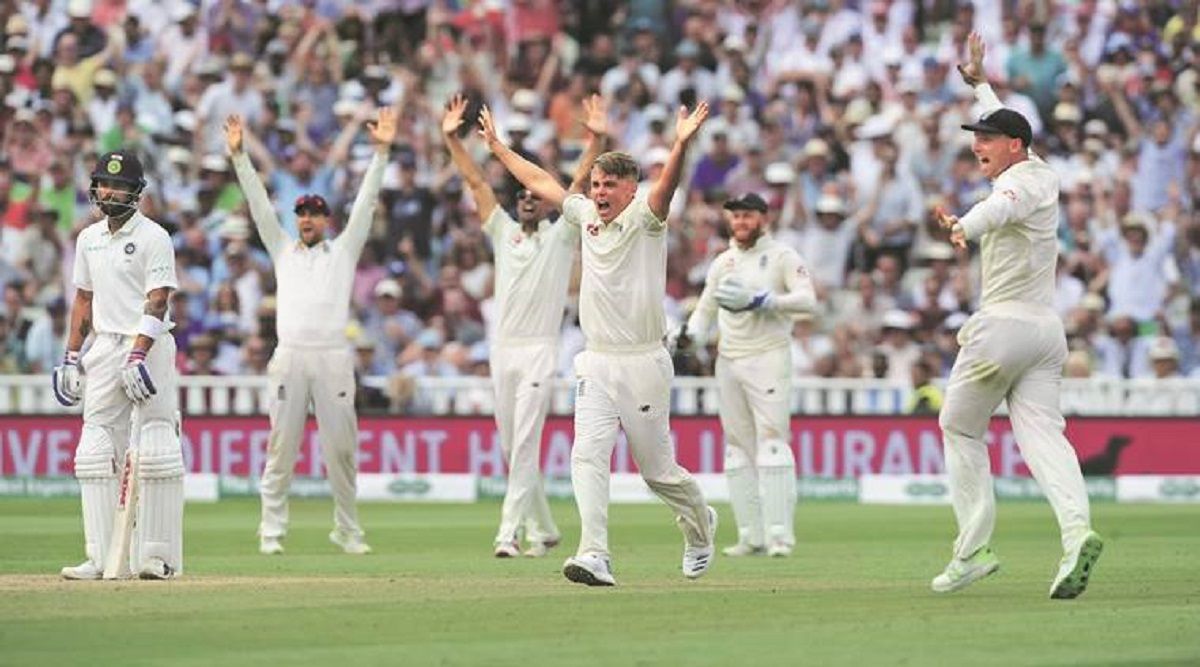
[561,193,593,229]
[958,179,1036,241]
[231,152,290,259]
[686,261,721,346]
[337,151,386,258]
[772,248,818,314]
[481,204,505,236]
[72,232,92,290]
[635,196,666,235]
[973,82,1004,116]
[144,231,179,293]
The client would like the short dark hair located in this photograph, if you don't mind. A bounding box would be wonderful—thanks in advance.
[593,151,640,181]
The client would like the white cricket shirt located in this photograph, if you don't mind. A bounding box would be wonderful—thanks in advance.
[232,151,385,348]
[959,83,1060,311]
[483,207,578,345]
[73,212,178,336]
[561,193,667,350]
[688,235,816,358]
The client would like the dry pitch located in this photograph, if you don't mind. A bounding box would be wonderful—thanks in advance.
[1,498,1197,666]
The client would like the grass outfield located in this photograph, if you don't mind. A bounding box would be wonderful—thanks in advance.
[0,499,1197,666]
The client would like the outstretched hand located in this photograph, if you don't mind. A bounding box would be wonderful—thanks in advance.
[442,94,468,137]
[580,94,608,139]
[366,105,398,148]
[934,206,966,250]
[476,105,502,150]
[956,31,986,87]
[674,101,710,145]
[224,115,243,154]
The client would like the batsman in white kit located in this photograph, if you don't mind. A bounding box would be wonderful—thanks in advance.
[442,95,607,558]
[681,192,816,558]
[931,33,1102,599]
[54,150,184,580]
[481,101,717,586]
[225,108,394,555]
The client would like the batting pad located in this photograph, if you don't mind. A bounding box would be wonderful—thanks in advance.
[725,446,764,547]
[75,425,118,566]
[757,440,797,546]
[136,419,185,573]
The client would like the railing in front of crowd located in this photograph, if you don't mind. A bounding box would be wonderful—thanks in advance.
[1,375,1197,417]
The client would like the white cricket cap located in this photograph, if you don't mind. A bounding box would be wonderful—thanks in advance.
[374,279,402,298]
[1053,103,1082,124]
[507,113,532,133]
[219,215,250,239]
[882,309,915,329]
[68,0,92,19]
[764,162,796,185]
[1080,293,1106,311]
[511,88,539,112]
[723,34,748,52]
[1084,119,1108,136]
[166,146,192,164]
[803,138,830,158]
[333,98,358,117]
[93,68,117,87]
[200,154,228,172]
[814,193,844,214]
[171,4,196,21]
[722,85,745,103]
[1149,336,1180,361]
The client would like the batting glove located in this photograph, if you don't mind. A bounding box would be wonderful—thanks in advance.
[120,349,157,404]
[714,278,775,312]
[51,350,83,407]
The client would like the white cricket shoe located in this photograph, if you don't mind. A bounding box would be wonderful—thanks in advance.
[767,541,793,558]
[931,546,1000,593]
[562,553,616,587]
[60,560,103,580]
[493,541,520,558]
[138,557,176,580]
[1049,531,1104,600]
[329,530,373,555]
[722,543,766,557]
[682,506,718,579]
[523,537,560,558]
[259,536,284,555]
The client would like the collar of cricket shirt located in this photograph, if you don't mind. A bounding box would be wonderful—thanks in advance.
[105,212,143,238]
[732,232,770,254]
[295,238,331,253]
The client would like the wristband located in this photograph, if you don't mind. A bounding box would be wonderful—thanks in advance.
[127,348,147,363]
[64,350,80,364]
[139,314,169,339]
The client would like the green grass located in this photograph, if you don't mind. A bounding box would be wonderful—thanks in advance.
[1,499,1197,666]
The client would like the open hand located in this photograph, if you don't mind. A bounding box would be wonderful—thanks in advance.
[674,101,710,145]
[476,105,502,150]
[224,115,243,154]
[366,105,398,148]
[956,31,986,87]
[580,94,608,139]
[442,94,468,137]
[934,206,966,250]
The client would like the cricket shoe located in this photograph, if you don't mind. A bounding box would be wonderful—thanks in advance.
[523,537,560,558]
[767,541,793,558]
[562,553,616,587]
[1049,531,1104,600]
[682,506,718,579]
[259,536,284,555]
[931,546,1000,593]
[329,530,373,555]
[138,558,176,580]
[493,541,520,558]
[60,560,103,580]
[722,542,766,557]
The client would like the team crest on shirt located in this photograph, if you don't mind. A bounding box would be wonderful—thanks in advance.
[512,233,523,245]
[1000,189,1018,202]
[124,242,136,255]
[586,223,600,236]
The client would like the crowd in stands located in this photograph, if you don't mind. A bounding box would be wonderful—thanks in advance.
[1,0,1199,412]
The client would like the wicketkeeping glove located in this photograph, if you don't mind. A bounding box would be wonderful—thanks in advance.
[51,350,83,407]
[120,349,157,404]
[714,277,774,312]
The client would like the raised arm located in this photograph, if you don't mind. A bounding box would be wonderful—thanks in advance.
[568,94,609,194]
[340,106,395,257]
[442,95,498,218]
[225,115,289,258]
[478,105,567,208]
[957,32,1003,114]
[650,101,709,220]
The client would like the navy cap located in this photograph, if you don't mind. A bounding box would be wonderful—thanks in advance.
[91,150,146,188]
[723,192,769,213]
[961,108,1033,147]
[294,193,330,215]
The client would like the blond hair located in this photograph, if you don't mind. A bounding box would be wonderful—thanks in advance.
[593,151,640,181]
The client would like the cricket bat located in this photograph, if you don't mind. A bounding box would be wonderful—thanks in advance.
[102,448,140,580]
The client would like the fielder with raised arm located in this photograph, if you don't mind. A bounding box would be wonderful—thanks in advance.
[681,192,816,558]
[442,95,606,558]
[226,108,393,556]
[930,33,1102,599]
[480,101,717,587]
[54,150,183,580]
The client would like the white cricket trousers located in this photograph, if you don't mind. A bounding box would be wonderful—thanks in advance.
[492,340,560,546]
[571,346,710,558]
[716,345,797,547]
[259,346,363,539]
[76,332,182,571]
[940,303,1091,559]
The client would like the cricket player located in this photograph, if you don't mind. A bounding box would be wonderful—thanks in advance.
[225,108,394,555]
[54,150,184,580]
[931,33,1102,599]
[442,95,607,558]
[681,192,816,558]
[479,101,717,586]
